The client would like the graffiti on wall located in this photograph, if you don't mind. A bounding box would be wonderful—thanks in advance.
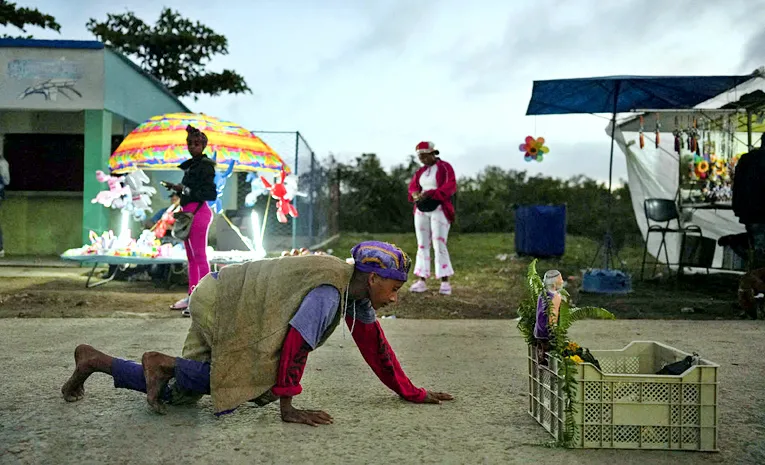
[8,58,84,101]
[0,48,103,109]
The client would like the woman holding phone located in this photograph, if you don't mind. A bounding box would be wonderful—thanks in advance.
[407,141,457,295]
[162,125,217,315]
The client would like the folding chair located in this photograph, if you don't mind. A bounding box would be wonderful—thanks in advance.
[640,198,702,279]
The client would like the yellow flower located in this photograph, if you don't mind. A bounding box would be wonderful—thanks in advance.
[566,341,580,352]
[567,355,584,364]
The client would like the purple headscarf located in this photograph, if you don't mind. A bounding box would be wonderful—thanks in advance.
[351,241,411,282]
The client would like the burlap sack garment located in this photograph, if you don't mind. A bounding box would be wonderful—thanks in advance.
[181,254,354,413]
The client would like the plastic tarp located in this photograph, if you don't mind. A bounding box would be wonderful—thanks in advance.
[526,74,755,116]
[514,205,566,257]
[612,71,765,268]
[611,123,749,269]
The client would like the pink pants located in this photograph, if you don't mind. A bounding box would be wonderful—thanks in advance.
[183,202,213,295]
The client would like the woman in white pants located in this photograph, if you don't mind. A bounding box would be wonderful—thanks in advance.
[407,141,457,295]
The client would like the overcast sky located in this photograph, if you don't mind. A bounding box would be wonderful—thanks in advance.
[8,0,765,184]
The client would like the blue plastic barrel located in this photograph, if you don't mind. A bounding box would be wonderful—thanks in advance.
[514,204,566,257]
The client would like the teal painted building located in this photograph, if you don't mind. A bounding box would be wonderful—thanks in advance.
[0,39,191,255]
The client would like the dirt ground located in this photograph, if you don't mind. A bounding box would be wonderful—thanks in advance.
[0,266,746,321]
[0,268,517,320]
[1,319,763,464]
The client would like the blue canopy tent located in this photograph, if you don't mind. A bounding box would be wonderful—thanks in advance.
[525,73,755,273]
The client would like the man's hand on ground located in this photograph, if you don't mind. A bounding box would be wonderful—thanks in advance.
[281,406,334,426]
[279,396,333,426]
[423,391,454,404]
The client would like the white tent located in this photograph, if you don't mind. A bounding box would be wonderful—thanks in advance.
[614,72,765,271]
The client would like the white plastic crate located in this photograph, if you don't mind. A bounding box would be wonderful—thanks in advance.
[527,341,719,451]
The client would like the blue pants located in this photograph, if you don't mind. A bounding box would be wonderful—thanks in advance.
[112,357,210,402]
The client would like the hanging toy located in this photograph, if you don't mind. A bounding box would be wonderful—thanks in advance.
[519,136,549,162]
[638,116,645,149]
[673,116,682,154]
[692,118,700,155]
[688,118,700,155]
[244,172,269,207]
[92,170,130,208]
[654,113,660,148]
[261,170,299,223]
[123,169,156,222]
[207,155,236,214]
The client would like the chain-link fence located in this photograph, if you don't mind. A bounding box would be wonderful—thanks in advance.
[234,131,333,252]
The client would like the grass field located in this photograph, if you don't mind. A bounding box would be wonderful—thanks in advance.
[329,232,742,320]
[0,232,743,319]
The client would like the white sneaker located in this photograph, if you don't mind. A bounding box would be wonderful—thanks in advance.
[170,296,189,310]
[0,249,5,258]
[439,282,452,295]
[409,280,427,293]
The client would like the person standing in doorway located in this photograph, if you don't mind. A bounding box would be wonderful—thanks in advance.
[0,152,10,257]
[162,125,217,315]
[407,141,457,295]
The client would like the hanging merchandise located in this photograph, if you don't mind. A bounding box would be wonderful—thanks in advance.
[673,116,683,154]
[654,113,660,148]
[123,169,156,222]
[244,172,269,207]
[261,171,299,223]
[638,116,645,149]
[519,136,549,162]
[694,159,709,179]
[208,156,236,214]
[687,118,698,154]
[681,112,742,204]
[701,120,708,159]
[91,170,130,208]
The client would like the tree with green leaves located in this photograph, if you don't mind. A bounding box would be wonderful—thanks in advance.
[86,8,250,100]
[0,1,61,38]
[331,153,419,234]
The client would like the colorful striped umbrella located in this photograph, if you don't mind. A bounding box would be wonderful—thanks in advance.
[109,113,290,174]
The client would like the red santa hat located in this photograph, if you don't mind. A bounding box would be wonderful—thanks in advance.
[415,141,439,155]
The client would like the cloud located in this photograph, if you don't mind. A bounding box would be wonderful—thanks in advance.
[449,0,764,96]
[316,0,437,72]
[740,27,765,72]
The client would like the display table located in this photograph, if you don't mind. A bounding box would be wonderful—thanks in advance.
[61,251,265,288]
[680,202,733,210]
[61,254,187,288]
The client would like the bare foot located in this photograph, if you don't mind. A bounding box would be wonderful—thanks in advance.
[142,351,175,415]
[61,344,101,402]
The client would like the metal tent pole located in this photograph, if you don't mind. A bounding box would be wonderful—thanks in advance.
[590,81,623,270]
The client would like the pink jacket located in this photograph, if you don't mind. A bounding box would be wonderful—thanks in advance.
[407,159,457,223]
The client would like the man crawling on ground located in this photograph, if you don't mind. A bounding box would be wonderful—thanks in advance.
[61,241,453,426]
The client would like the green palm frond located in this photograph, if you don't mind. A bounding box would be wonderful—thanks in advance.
[570,306,615,322]
[558,304,615,333]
